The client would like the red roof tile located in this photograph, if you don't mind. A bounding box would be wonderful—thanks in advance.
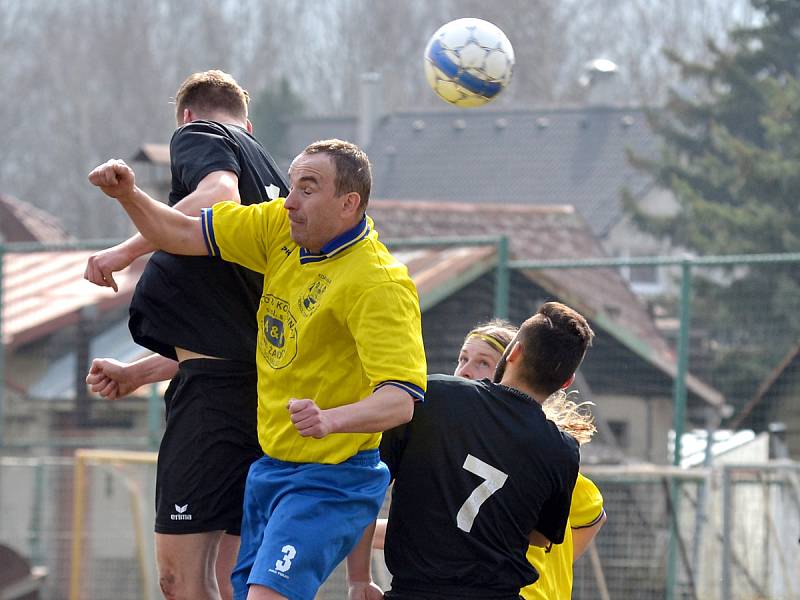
[3,251,146,349]
[0,194,70,243]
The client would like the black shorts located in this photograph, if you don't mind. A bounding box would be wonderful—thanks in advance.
[155,358,262,535]
[385,589,522,600]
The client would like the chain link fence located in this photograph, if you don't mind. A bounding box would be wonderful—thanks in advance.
[1,457,798,600]
[2,245,799,598]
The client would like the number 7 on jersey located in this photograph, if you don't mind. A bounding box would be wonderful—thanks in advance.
[456,454,509,533]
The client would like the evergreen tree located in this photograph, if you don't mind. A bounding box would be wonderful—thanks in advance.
[625,0,800,421]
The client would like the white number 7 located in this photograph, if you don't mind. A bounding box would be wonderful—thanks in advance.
[456,454,508,533]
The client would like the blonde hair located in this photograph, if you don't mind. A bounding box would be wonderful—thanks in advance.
[542,390,596,445]
[464,319,516,354]
[463,317,596,445]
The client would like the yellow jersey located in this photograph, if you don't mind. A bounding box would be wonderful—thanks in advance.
[201,199,427,464]
[522,473,604,600]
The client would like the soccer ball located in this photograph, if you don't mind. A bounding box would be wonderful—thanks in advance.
[423,18,515,108]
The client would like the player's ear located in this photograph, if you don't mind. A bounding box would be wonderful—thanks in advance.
[506,341,523,363]
[342,192,361,216]
[182,108,193,125]
[560,373,576,389]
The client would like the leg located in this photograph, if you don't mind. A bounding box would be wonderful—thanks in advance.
[155,364,261,600]
[155,531,224,600]
[216,533,240,600]
[247,584,288,600]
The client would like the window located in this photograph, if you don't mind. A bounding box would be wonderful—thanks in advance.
[608,419,630,448]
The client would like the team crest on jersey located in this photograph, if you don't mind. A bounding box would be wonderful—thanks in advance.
[260,294,298,369]
[298,274,331,317]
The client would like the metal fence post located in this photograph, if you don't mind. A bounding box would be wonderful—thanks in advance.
[672,258,693,465]
[494,236,509,319]
[721,466,733,600]
[666,258,693,599]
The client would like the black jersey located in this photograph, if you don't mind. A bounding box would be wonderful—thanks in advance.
[129,120,289,361]
[380,374,579,599]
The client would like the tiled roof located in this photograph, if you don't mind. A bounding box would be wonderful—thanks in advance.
[393,245,497,311]
[284,106,658,236]
[730,343,800,430]
[3,251,146,349]
[370,199,722,408]
[0,194,71,243]
[372,198,666,350]
[131,143,171,165]
[142,106,658,238]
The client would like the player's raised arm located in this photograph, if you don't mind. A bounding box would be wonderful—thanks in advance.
[88,159,207,256]
[84,169,240,291]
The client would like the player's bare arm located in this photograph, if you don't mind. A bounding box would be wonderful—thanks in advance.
[528,529,552,549]
[346,523,383,600]
[84,170,240,291]
[288,386,414,438]
[572,511,607,560]
[87,159,207,256]
[371,519,387,550]
[86,354,178,400]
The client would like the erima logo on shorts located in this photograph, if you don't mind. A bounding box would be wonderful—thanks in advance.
[170,504,193,521]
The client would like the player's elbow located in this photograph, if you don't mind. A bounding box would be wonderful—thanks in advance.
[212,179,240,205]
[207,173,240,206]
[158,217,206,256]
[397,393,415,425]
[383,392,414,430]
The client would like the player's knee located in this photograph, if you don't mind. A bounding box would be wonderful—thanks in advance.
[158,569,180,600]
[158,566,217,600]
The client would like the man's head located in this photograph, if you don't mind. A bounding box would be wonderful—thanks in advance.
[284,139,372,252]
[174,70,250,127]
[455,320,517,380]
[493,302,594,400]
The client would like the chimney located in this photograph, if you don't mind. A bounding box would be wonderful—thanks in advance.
[358,72,383,149]
[580,58,620,108]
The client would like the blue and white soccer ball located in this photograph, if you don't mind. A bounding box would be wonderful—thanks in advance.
[424,18,515,108]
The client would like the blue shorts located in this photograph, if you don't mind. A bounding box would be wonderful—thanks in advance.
[232,449,390,600]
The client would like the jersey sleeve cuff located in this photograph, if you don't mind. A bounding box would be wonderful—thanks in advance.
[573,508,606,529]
[376,381,425,402]
[201,208,221,257]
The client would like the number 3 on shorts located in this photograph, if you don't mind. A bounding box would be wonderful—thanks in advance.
[456,454,508,533]
[275,544,296,572]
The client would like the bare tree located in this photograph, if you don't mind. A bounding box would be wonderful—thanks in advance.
[0,0,759,238]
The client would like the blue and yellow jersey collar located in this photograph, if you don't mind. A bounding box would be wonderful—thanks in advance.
[299,215,371,264]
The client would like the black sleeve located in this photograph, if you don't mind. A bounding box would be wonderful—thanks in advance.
[534,436,580,544]
[169,122,241,199]
[379,420,412,482]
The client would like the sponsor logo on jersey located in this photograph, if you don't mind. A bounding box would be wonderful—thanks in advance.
[260,295,298,368]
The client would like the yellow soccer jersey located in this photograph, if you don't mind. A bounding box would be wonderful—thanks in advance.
[201,199,427,464]
[522,473,604,600]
